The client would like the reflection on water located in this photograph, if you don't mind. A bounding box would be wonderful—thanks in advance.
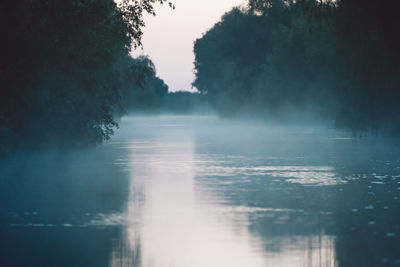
[111,140,273,267]
[109,117,338,267]
[1,116,400,266]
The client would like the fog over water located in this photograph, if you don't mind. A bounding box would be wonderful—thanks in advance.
[1,115,400,266]
[2,0,400,265]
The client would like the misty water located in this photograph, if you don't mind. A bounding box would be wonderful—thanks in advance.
[1,115,400,267]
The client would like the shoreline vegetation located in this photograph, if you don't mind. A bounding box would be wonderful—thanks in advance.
[0,0,174,153]
[1,0,400,154]
[193,0,400,138]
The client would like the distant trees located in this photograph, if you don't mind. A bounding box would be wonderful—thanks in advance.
[0,0,170,152]
[120,56,169,112]
[193,0,400,136]
[163,91,210,114]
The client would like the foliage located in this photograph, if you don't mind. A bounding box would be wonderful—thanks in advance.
[193,0,400,136]
[118,0,174,48]
[120,56,169,112]
[0,0,170,151]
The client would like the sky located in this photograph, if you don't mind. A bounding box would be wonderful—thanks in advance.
[131,0,246,92]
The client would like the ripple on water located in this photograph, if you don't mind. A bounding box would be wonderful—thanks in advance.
[196,164,344,186]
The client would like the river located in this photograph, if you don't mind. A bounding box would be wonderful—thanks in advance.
[1,115,400,266]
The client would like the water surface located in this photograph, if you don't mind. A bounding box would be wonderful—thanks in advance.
[1,116,400,266]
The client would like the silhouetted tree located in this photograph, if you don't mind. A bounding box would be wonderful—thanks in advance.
[194,0,400,136]
[0,0,171,152]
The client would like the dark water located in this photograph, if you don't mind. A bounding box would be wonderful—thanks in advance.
[1,116,400,267]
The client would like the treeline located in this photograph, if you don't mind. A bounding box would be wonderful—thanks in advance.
[0,0,171,152]
[119,56,169,113]
[193,0,400,136]
[122,90,211,114]
[162,91,211,114]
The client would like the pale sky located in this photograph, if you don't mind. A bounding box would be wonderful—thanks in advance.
[131,0,246,92]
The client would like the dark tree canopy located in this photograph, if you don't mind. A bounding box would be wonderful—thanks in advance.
[193,0,400,136]
[0,0,171,152]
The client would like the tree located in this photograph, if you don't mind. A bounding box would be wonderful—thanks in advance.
[193,0,400,137]
[0,0,172,152]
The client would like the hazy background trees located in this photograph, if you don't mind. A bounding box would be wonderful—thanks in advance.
[162,91,210,114]
[193,0,400,136]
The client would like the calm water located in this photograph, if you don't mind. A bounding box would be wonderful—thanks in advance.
[1,115,400,266]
